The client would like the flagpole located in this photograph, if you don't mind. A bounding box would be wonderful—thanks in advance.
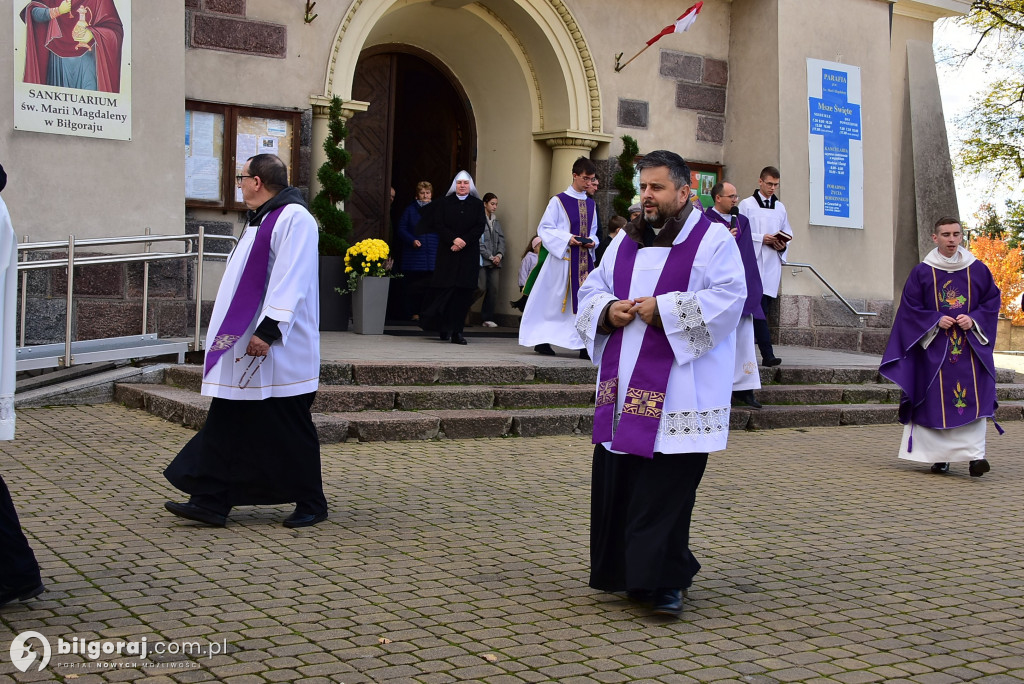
[614,45,652,73]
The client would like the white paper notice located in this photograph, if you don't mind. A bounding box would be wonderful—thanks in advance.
[236,133,259,162]
[267,119,288,137]
[192,112,216,157]
[260,136,279,155]
[186,156,221,201]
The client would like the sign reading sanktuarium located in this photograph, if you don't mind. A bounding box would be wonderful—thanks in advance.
[12,0,131,140]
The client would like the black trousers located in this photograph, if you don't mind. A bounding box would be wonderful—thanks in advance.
[753,294,777,360]
[590,445,708,592]
[0,474,42,588]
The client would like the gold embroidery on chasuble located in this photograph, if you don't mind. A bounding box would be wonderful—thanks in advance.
[576,199,590,290]
[621,387,665,418]
[596,378,618,407]
[209,334,240,352]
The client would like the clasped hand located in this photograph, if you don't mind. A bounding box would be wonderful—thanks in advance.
[608,297,657,327]
[937,314,973,331]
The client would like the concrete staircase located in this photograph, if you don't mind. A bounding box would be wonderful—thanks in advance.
[114,362,1024,443]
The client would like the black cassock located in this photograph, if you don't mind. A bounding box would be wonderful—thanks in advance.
[589,445,708,593]
[418,193,486,335]
[164,393,327,515]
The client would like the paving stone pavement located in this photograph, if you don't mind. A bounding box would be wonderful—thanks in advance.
[1,404,1022,684]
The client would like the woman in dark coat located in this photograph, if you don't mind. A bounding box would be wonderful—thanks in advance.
[425,170,486,344]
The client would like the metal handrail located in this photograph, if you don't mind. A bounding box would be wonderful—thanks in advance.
[17,229,237,367]
[787,261,878,319]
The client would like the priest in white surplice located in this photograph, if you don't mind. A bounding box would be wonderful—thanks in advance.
[165,154,328,529]
[0,162,46,608]
[576,151,746,617]
[519,156,599,357]
[737,166,791,367]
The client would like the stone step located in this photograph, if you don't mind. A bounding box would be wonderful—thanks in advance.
[752,383,1024,404]
[117,381,1024,443]
[113,384,350,443]
[164,362,1020,390]
[165,362,597,389]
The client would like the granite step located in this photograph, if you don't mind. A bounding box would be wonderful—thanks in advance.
[113,383,351,443]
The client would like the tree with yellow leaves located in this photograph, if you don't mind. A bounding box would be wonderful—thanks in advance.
[969,234,1024,324]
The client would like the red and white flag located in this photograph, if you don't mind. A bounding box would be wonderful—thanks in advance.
[646,2,703,46]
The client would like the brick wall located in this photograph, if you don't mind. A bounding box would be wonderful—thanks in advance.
[185,0,286,58]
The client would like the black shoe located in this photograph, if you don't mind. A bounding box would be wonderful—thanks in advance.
[761,357,782,367]
[0,582,45,609]
[283,510,328,528]
[652,588,682,616]
[534,343,556,356]
[969,459,990,477]
[451,333,468,345]
[930,462,949,474]
[439,331,450,341]
[732,390,762,409]
[510,295,528,312]
[164,501,228,527]
[579,349,590,360]
[626,589,654,604]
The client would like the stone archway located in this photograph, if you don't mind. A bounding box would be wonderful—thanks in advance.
[309,0,613,321]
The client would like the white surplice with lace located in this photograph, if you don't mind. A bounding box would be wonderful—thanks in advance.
[575,210,746,455]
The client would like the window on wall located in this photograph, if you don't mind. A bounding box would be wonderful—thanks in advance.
[185,100,302,211]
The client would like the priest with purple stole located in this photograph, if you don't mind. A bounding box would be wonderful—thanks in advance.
[519,156,599,357]
[576,151,746,617]
[880,217,1001,477]
[164,154,328,528]
[705,181,765,409]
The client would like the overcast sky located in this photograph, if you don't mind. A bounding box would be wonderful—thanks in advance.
[933,17,1024,222]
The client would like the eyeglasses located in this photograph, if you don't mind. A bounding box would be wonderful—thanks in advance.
[761,181,780,188]
[235,174,256,186]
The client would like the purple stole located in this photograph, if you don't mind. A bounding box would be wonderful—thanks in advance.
[556,193,595,314]
[593,217,711,458]
[204,206,286,377]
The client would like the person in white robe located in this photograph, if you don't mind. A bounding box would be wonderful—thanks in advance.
[0,162,45,608]
[737,166,791,366]
[519,156,599,357]
[576,150,745,617]
[706,181,763,409]
[164,154,328,528]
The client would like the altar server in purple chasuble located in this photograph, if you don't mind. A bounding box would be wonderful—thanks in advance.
[706,181,764,410]
[519,156,599,358]
[164,154,328,528]
[575,150,746,617]
[1,162,46,609]
[737,166,791,367]
[880,217,1001,477]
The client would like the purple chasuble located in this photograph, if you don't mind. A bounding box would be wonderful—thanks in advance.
[556,193,596,314]
[593,216,712,458]
[704,208,764,319]
[880,260,1000,434]
[204,206,286,377]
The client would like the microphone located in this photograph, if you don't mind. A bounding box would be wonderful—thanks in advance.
[729,206,739,229]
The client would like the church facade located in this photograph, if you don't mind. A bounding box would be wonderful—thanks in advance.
[0,0,967,350]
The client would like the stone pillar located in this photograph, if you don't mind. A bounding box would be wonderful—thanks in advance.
[533,130,613,197]
[309,95,370,201]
